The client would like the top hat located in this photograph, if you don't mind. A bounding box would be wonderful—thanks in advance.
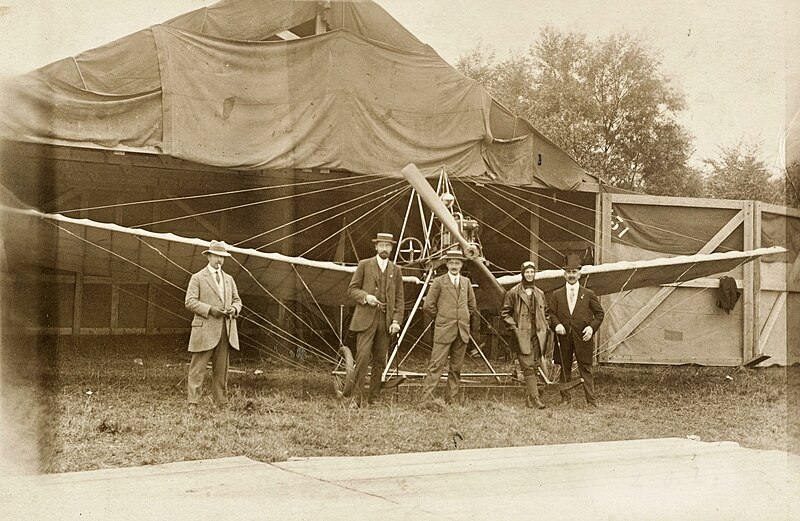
[443,248,465,261]
[521,260,536,273]
[563,252,582,270]
[203,240,231,257]
[372,232,397,244]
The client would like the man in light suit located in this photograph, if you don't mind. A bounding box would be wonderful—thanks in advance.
[549,252,604,407]
[185,240,242,408]
[343,232,404,405]
[420,248,477,406]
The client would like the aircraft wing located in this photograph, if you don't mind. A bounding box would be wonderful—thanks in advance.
[0,205,424,307]
[497,247,786,296]
[1,204,784,310]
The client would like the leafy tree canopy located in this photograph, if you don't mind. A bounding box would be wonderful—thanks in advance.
[703,142,783,204]
[457,28,698,196]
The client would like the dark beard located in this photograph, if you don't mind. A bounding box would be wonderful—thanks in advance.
[378,251,390,259]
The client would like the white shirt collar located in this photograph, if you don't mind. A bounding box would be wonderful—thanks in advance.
[207,265,221,276]
[376,255,388,271]
[567,281,580,293]
[449,272,460,285]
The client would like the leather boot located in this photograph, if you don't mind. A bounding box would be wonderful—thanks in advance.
[525,377,545,409]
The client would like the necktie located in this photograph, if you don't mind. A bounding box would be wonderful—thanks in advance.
[215,270,221,285]
[453,276,459,288]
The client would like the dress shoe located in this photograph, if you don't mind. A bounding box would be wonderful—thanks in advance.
[525,396,546,409]
[420,398,447,411]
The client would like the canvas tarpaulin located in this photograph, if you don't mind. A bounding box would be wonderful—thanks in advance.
[0,0,589,189]
[154,26,490,173]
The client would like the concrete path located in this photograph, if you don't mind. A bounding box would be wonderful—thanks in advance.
[3,438,798,521]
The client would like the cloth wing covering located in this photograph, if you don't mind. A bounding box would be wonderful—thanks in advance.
[0,204,423,308]
[497,248,784,297]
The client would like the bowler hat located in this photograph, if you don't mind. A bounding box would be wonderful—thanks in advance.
[563,252,582,270]
[372,232,397,244]
[443,248,465,261]
[203,240,231,257]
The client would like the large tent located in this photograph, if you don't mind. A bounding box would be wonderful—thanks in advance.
[0,0,595,191]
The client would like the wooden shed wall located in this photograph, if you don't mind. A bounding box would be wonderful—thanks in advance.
[595,194,799,367]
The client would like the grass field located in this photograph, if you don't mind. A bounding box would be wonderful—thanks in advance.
[2,335,797,474]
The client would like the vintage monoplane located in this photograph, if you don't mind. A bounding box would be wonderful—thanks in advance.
[0,162,783,398]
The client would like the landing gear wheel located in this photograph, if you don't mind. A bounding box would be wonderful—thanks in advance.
[332,345,354,397]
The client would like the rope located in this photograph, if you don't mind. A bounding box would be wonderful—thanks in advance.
[60,173,383,215]
[291,265,342,345]
[236,177,405,247]
[230,255,338,356]
[298,184,411,257]
[498,184,740,254]
[260,182,409,253]
[135,176,388,229]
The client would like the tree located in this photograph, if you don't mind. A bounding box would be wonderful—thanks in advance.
[456,28,695,196]
[703,142,782,203]
[784,161,800,208]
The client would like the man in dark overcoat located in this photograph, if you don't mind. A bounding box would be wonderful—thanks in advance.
[549,253,605,406]
[343,232,404,404]
[500,260,550,409]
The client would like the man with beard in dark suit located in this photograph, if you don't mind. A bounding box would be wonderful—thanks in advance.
[549,253,605,407]
[342,232,404,405]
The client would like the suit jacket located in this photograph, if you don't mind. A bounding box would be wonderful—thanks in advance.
[500,283,550,355]
[423,273,476,344]
[185,267,242,352]
[549,283,604,363]
[347,257,404,332]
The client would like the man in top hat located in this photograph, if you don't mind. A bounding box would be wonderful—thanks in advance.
[343,232,405,405]
[420,248,477,406]
[549,252,604,407]
[185,240,242,408]
[500,260,550,409]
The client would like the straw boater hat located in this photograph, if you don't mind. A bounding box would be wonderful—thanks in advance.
[443,248,465,261]
[563,252,582,270]
[372,232,397,244]
[203,240,231,257]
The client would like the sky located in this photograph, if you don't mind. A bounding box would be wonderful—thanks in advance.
[0,0,796,172]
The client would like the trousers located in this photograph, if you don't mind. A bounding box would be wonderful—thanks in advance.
[187,325,230,405]
[420,337,468,404]
[344,311,390,402]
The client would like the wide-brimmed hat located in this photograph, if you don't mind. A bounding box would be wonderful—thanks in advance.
[443,248,465,261]
[521,260,536,273]
[371,232,397,244]
[203,240,231,257]
[563,252,582,270]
